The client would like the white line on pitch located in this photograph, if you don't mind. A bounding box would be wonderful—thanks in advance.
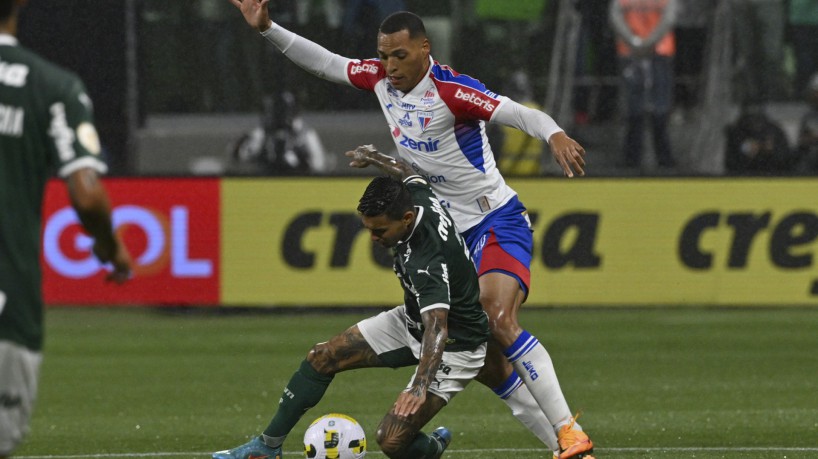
[16,447,818,458]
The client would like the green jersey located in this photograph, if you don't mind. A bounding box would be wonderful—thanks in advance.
[394,176,489,351]
[0,34,107,351]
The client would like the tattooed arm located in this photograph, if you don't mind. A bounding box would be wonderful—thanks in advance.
[345,144,416,180]
[393,307,449,418]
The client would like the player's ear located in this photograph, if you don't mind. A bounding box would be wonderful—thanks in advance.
[403,210,415,228]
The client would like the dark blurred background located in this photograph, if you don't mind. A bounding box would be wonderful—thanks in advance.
[17,0,818,178]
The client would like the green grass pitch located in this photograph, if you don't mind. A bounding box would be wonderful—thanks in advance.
[15,307,818,459]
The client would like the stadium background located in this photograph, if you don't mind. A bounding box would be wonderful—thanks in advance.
[12,0,818,458]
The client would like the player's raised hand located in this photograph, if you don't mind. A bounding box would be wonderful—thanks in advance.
[227,0,272,33]
[548,131,586,178]
[345,145,415,178]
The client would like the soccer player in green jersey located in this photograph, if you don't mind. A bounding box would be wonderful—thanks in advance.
[0,1,132,456]
[214,172,489,459]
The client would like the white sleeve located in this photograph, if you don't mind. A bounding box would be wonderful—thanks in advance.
[261,22,354,86]
[491,98,564,143]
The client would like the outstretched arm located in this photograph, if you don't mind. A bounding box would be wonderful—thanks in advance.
[492,100,586,177]
[67,168,132,284]
[345,145,416,179]
[228,0,353,85]
[393,307,449,418]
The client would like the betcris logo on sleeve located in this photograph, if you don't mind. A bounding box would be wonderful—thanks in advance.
[41,178,220,306]
[454,87,496,112]
[350,62,379,75]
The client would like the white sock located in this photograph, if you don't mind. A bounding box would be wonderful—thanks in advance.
[505,330,574,433]
[494,372,559,452]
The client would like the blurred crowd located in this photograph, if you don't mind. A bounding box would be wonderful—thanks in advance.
[134,0,818,176]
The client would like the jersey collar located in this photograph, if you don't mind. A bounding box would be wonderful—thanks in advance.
[0,34,19,46]
[398,205,424,245]
[398,55,435,98]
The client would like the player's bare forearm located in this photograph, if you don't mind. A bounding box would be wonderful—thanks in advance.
[67,169,117,252]
[413,308,448,397]
[345,145,414,179]
[393,307,448,418]
[67,168,133,283]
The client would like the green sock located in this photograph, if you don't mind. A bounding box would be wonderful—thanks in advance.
[262,360,333,442]
[400,432,442,459]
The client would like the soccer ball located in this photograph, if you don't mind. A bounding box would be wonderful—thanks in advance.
[303,413,367,459]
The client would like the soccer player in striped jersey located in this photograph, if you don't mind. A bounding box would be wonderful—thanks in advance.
[229,2,593,458]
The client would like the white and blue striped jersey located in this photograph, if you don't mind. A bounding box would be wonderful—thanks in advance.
[347,57,515,230]
[262,23,563,231]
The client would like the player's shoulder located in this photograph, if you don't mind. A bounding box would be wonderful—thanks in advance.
[430,61,501,117]
[5,44,85,96]
[11,44,78,80]
[430,61,492,93]
[404,175,434,199]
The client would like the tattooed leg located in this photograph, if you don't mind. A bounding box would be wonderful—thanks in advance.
[306,325,386,375]
[376,393,447,459]
[261,325,383,445]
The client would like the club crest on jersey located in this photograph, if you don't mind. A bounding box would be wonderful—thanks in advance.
[417,111,433,132]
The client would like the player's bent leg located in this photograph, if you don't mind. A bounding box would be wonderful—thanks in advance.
[480,272,593,457]
[474,323,560,452]
[376,393,448,459]
[475,340,512,387]
[472,277,559,452]
[478,272,525,347]
[262,325,385,447]
[306,325,387,375]
[491,370,561,453]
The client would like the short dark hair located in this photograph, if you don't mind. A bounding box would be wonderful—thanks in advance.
[379,11,426,39]
[358,176,413,220]
[0,0,15,21]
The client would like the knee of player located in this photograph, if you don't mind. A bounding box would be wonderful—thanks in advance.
[305,342,335,375]
[375,417,412,458]
[482,305,518,332]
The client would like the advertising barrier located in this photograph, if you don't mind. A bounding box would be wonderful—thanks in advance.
[42,178,220,305]
[41,177,818,306]
[222,178,818,307]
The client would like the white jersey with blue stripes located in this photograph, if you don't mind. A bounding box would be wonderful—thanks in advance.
[347,57,516,231]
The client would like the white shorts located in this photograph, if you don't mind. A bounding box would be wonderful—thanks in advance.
[358,305,486,403]
[0,340,42,455]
